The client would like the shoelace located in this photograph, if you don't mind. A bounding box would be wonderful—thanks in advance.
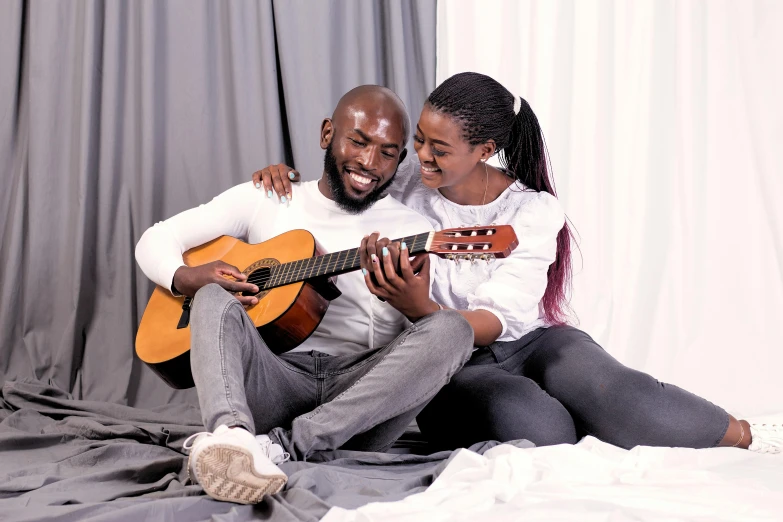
[183,430,209,452]
[256,436,291,464]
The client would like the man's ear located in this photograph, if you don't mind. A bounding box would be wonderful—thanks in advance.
[320,119,334,149]
[398,148,408,165]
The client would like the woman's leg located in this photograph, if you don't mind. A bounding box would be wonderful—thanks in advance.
[521,326,740,449]
[417,363,578,449]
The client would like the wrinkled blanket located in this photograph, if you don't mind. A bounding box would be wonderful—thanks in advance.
[326,437,783,521]
[0,379,531,522]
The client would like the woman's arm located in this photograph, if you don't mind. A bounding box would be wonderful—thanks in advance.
[465,192,566,342]
[453,309,502,347]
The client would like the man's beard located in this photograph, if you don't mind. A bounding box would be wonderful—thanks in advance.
[324,143,397,214]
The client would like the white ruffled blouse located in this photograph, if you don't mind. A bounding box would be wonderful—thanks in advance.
[387,156,565,342]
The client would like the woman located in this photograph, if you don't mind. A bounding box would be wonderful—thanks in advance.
[253,72,781,453]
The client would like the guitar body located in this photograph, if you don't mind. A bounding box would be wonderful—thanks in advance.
[136,230,338,389]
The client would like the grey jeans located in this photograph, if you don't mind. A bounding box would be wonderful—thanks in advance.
[189,283,474,460]
[418,325,730,450]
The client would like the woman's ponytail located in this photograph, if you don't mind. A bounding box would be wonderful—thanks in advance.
[501,97,574,325]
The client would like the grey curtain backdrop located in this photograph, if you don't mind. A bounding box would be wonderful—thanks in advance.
[0,0,436,409]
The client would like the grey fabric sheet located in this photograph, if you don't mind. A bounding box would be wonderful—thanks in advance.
[0,379,533,522]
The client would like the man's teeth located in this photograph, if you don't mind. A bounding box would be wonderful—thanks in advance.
[422,166,440,172]
[350,172,373,185]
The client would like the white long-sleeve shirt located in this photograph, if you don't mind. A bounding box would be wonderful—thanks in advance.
[387,156,565,341]
[135,180,433,356]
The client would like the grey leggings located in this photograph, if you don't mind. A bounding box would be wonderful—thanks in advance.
[417,326,730,450]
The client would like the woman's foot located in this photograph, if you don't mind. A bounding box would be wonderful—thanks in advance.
[748,423,783,454]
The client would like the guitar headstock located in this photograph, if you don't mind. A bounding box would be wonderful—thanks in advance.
[428,225,518,261]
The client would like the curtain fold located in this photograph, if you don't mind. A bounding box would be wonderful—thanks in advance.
[0,0,436,408]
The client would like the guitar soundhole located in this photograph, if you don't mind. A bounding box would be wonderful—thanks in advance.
[242,267,271,296]
[240,258,280,299]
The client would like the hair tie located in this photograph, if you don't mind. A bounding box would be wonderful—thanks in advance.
[513,95,522,115]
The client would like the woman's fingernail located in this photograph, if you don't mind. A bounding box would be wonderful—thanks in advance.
[401,242,407,250]
[289,171,296,180]
[280,196,287,203]
[255,182,261,189]
[362,268,368,276]
[267,190,273,198]
[286,192,292,202]
[382,247,389,256]
[253,286,259,293]
[371,254,378,263]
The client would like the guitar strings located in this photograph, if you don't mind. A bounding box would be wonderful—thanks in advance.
[263,236,430,283]
[243,234,431,289]
[243,238,461,288]
[239,229,500,291]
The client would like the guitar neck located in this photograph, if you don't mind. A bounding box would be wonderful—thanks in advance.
[262,231,433,290]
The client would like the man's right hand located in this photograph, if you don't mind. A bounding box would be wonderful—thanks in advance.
[252,164,301,202]
[173,261,260,306]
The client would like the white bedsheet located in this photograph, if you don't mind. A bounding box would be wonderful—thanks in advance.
[323,437,783,522]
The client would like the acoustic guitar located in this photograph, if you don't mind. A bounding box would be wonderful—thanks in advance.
[136,226,518,389]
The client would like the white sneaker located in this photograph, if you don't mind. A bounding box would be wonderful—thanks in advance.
[183,425,289,504]
[748,423,783,454]
[255,434,290,464]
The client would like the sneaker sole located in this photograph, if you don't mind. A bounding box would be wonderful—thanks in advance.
[194,444,286,504]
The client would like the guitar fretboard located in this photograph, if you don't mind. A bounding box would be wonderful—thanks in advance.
[261,231,431,289]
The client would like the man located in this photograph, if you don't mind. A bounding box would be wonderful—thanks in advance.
[135,86,474,504]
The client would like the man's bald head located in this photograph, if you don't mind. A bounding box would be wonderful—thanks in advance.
[317,85,410,214]
[332,85,410,143]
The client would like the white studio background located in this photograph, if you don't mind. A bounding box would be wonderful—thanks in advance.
[437,0,783,416]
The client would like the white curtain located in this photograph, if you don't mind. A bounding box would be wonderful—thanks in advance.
[437,0,783,416]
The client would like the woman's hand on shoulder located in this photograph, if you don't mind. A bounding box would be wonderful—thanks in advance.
[251,164,301,203]
[359,232,438,322]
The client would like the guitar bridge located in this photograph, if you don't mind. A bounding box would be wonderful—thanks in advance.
[176,297,193,329]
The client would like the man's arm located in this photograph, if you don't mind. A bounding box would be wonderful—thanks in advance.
[135,182,270,303]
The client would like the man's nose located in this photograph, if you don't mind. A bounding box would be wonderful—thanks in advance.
[356,146,380,171]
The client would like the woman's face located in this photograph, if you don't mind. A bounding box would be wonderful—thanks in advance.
[413,104,490,190]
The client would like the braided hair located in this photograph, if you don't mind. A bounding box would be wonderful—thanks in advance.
[427,72,574,325]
